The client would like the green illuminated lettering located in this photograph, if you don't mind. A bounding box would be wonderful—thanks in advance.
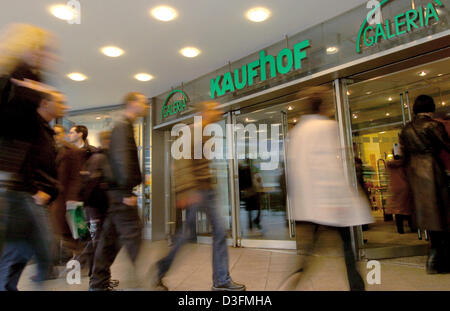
[293,40,309,70]
[247,60,260,86]
[277,48,293,75]
[210,76,223,99]
[405,9,419,32]
[363,26,375,46]
[375,23,387,43]
[395,13,406,35]
[259,50,276,81]
[221,72,235,94]
[425,3,439,26]
[419,6,425,27]
[234,65,247,90]
[385,20,395,39]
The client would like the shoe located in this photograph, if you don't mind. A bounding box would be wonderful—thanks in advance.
[212,280,246,291]
[109,279,120,287]
[154,279,168,291]
[426,248,440,274]
[89,286,115,291]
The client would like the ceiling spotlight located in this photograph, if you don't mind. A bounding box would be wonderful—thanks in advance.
[151,6,177,21]
[180,47,201,58]
[293,119,297,123]
[50,4,77,21]
[352,114,358,119]
[67,72,87,81]
[101,46,125,57]
[366,91,373,95]
[96,116,101,120]
[418,71,427,77]
[388,97,393,101]
[288,106,293,111]
[134,73,153,82]
[386,112,391,116]
[346,91,351,96]
[326,46,339,55]
[379,131,385,134]
[442,102,446,106]
[246,7,271,22]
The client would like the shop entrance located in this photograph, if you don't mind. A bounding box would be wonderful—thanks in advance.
[344,57,450,259]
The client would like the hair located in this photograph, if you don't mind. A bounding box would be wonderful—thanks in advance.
[123,92,145,106]
[71,125,88,141]
[53,124,65,133]
[413,95,435,115]
[0,24,54,75]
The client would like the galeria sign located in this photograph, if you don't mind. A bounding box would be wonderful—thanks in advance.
[210,40,310,99]
[357,0,444,53]
[161,90,188,120]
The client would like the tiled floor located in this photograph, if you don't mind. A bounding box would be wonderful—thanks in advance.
[16,235,450,291]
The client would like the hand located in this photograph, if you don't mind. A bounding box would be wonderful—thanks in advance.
[123,196,137,207]
[33,191,51,205]
[10,78,56,94]
[176,192,202,209]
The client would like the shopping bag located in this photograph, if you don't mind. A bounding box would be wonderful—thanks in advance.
[66,201,89,240]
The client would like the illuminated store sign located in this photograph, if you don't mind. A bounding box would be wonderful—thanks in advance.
[357,0,443,53]
[161,90,189,120]
[210,39,310,99]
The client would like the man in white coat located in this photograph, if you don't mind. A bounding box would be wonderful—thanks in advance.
[287,92,373,291]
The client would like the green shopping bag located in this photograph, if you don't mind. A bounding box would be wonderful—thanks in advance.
[66,201,89,240]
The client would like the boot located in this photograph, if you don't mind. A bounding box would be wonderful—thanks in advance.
[426,248,441,274]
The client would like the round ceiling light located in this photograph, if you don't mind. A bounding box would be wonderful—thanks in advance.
[50,4,77,21]
[418,71,427,77]
[151,6,177,21]
[101,46,125,57]
[180,47,201,58]
[67,72,87,81]
[246,7,271,22]
[134,73,153,82]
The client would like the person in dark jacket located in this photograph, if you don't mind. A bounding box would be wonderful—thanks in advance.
[89,92,149,291]
[399,95,450,274]
[0,87,67,291]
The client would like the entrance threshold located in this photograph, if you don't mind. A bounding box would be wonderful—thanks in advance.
[362,244,428,260]
[197,236,296,250]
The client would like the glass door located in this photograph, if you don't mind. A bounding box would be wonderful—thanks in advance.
[232,105,295,249]
[344,56,450,259]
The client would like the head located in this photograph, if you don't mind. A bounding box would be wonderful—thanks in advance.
[37,91,68,122]
[53,124,66,145]
[0,24,57,75]
[298,86,330,115]
[99,131,111,150]
[195,101,223,125]
[413,95,435,115]
[68,125,88,145]
[124,92,149,119]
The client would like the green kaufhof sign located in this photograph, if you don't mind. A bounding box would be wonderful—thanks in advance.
[210,39,310,99]
[161,90,189,120]
[357,0,444,53]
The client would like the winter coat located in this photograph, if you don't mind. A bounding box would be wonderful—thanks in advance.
[385,159,412,216]
[399,114,450,231]
[287,114,373,227]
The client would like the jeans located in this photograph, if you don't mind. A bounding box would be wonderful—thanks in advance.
[158,189,232,286]
[89,200,142,289]
[0,189,52,291]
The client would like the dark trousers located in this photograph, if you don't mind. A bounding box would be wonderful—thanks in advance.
[295,222,365,291]
[89,202,142,289]
[0,190,52,291]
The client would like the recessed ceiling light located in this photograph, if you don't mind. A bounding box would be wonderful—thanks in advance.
[246,7,271,22]
[418,71,427,77]
[346,91,351,96]
[386,112,390,116]
[101,46,125,57]
[366,91,372,95]
[50,4,77,21]
[326,46,339,54]
[96,116,101,120]
[67,72,87,81]
[388,97,393,101]
[180,47,201,58]
[293,119,297,123]
[288,106,293,111]
[352,114,358,119]
[379,131,385,134]
[151,6,177,21]
[134,73,153,82]
[437,73,443,77]
[442,102,446,106]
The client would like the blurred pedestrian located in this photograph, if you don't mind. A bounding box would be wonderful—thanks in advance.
[399,95,450,274]
[151,101,246,291]
[67,125,98,157]
[89,92,148,291]
[287,88,373,291]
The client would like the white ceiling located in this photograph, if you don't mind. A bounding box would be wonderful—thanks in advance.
[0,0,368,111]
